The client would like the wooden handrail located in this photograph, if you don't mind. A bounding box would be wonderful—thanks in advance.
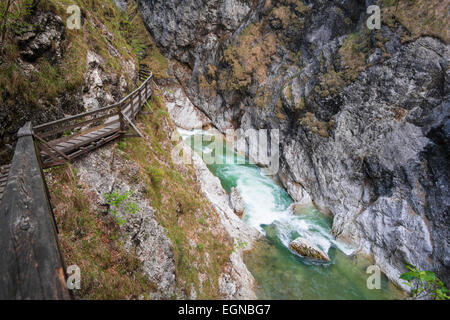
[0,122,70,300]
[33,71,152,168]
[34,73,152,133]
[0,67,153,299]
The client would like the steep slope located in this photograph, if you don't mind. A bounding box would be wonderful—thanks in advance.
[137,0,449,287]
[0,0,258,299]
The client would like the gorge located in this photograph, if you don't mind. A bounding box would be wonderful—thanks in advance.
[136,0,449,292]
[0,0,448,300]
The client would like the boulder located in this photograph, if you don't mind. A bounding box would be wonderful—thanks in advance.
[229,187,244,217]
[289,237,331,262]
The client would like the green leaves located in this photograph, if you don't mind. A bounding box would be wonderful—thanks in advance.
[104,190,139,226]
[399,272,416,281]
[422,271,436,282]
[400,263,449,300]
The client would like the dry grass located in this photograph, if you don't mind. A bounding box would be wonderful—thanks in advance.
[272,6,292,28]
[300,112,334,137]
[381,0,449,44]
[275,98,286,120]
[220,22,277,91]
[116,91,233,299]
[316,28,371,98]
[48,164,157,300]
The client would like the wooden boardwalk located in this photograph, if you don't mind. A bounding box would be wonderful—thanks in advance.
[33,71,152,168]
[0,68,153,299]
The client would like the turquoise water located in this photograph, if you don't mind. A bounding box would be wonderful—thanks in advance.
[179,129,405,300]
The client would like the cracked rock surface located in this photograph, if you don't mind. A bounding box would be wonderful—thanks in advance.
[138,0,450,287]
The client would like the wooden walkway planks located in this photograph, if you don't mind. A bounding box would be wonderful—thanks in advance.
[35,72,153,168]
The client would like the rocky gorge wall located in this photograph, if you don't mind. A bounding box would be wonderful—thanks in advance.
[137,0,449,287]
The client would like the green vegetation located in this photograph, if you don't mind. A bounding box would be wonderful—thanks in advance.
[233,238,248,253]
[0,0,40,46]
[400,264,449,300]
[104,190,139,226]
[115,90,233,299]
[220,22,277,91]
[48,164,156,299]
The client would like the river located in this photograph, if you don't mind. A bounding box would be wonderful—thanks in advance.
[179,128,405,300]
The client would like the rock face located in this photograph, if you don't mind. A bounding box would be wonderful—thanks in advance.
[164,85,211,129]
[83,50,135,111]
[0,11,70,164]
[73,144,178,299]
[17,11,65,62]
[229,187,244,217]
[138,0,252,67]
[138,0,450,287]
[281,37,450,287]
[289,237,331,262]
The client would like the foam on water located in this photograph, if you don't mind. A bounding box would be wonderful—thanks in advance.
[179,128,348,257]
[178,128,403,299]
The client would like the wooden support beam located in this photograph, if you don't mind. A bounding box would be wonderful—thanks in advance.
[121,112,144,138]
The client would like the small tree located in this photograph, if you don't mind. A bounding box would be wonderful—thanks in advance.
[104,190,139,226]
[400,263,449,300]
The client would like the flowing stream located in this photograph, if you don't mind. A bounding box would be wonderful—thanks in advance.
[179,128,405,300]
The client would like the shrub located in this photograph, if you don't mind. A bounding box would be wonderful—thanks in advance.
[104,190,139,226]
[400,263,449,300]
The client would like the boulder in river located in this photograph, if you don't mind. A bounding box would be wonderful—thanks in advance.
[289,237,331,262]
[229,187,244,217]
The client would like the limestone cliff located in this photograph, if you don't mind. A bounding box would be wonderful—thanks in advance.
[137,0,449,287]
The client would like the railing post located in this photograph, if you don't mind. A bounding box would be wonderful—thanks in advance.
[145,80,148,100]
[0,122,70,300]
[117,103,125,132]
[130,92,135,119]
[138,87,142,115]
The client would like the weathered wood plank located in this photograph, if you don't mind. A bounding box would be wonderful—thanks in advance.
[0,123,70,300]
[34,103,120,133]
[41,128,122,165]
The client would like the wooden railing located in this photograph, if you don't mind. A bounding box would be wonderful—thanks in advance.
[33,72,152,168]
[0,123,70,299]
[0,68,153,299]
